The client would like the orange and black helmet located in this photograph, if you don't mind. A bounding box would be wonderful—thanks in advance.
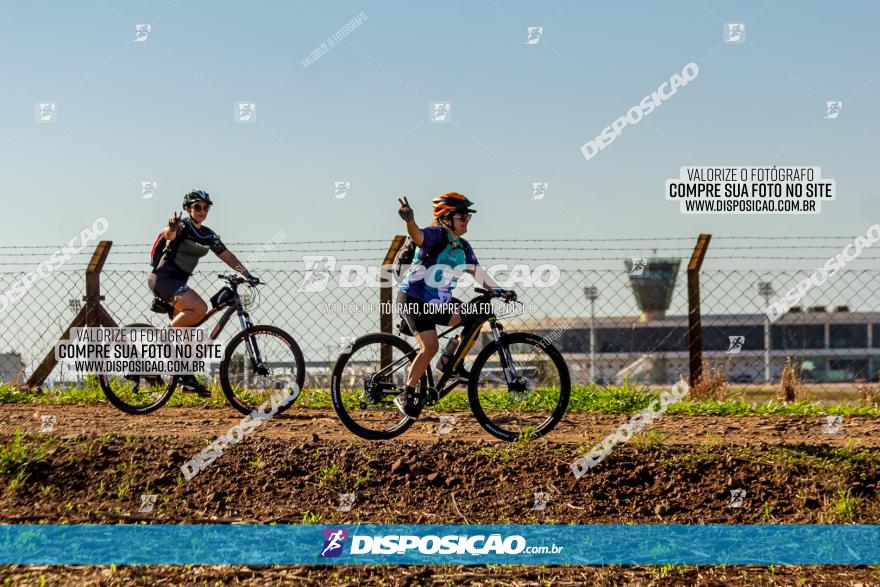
[431,192,476,219]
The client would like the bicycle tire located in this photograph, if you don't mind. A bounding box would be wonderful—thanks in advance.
[219,325,305,416]
[468,331,570,442]
[330,332,425,440]
[97,323,176,415]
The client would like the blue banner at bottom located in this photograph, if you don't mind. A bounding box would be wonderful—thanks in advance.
[0,524,877,565]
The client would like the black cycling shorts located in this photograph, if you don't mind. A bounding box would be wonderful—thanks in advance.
[148,267,191,304]
[398,293,460,334]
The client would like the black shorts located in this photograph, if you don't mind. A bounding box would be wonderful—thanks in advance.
[398,293,459,334]
[148,267,191,304]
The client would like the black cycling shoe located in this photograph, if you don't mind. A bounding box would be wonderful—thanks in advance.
[179,375,212,398]
[393,389,422,419]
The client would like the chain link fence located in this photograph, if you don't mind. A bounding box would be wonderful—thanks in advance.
[1,236,878,400]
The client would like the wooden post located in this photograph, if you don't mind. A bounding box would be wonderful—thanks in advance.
[25,241,116,388]
[380,236,407,368]
[84,241,112,323]
[687,234,711,388]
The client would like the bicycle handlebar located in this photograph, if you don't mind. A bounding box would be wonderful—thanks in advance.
[474,287,517,302]
[217,273,263,286]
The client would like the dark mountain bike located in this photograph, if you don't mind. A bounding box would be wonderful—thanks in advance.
[330,288,570,442]
[98,274,305,416]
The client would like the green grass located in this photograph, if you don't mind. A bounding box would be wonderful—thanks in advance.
[0,431,52,491]
[762,445,879,469]
[667,398,879,417]
[0,386,32,404]
[301,511,322,524]
[830,488,861,520]
[658,450,720,470]
[4,381,880,416]
[318,463,340,487]
[475,427,538,462]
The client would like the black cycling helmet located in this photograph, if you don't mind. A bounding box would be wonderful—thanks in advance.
[183,189,213,208]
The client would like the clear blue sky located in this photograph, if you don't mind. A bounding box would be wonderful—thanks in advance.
[1,0,878,248]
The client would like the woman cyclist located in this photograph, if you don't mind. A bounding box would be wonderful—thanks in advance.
[148,189,257,396]
[394,192,509,419]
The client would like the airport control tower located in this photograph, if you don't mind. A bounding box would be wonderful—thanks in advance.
[624,257,682,321]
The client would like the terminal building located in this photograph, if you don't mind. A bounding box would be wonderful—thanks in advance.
[501,258,880,385]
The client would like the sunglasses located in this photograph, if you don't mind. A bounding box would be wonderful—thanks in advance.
[189,203,211,212]
[452,213,471,221]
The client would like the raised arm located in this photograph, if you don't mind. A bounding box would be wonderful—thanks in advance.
[398,196,424,246]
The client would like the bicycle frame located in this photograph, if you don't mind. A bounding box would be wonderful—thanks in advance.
[379,300,522,405]
[167,283,266,376]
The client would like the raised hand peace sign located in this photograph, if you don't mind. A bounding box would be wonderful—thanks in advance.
[168,210,184,232]
[397,197,414,222]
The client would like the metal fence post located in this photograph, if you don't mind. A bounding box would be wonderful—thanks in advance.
[687,234,712,388]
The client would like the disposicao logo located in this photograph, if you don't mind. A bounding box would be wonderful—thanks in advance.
[320,528,349,558]
[349,534,526,555]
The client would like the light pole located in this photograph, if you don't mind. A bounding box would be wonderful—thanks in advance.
[758,281,774,383]
[68,299,82,383]
[584,286,599,385]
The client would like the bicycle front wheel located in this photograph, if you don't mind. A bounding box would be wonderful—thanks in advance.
[219,325,305,416]
[330,333,426,440]
[468,331,570,442]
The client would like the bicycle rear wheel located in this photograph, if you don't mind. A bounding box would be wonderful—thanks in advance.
[468,331,570,442]
[219,325,305,416]
[97,324,176,415]
[330,333,426,440]
[99,374,176,414]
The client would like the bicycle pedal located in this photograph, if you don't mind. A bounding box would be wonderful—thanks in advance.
[421,387,440,404]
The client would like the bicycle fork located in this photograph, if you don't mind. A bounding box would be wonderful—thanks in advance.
[488,319,519,386]
[237,310,267,375]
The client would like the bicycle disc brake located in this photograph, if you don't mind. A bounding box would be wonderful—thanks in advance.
[361,375,392,407]
[508,376,531,402]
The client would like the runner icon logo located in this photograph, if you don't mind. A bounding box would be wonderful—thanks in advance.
[141,181,158,199]
[531,182,549,200]
[727,336,745,353]
[139,494,157,513]
[40,415,57,433]
[724,22,745,43]
[320,528,349,558]
[524,27,543,45]
[727,488,746,508]
[629,257,647,276]
[824,415,843,434]
[337,493,356,512]
[825,101,843,119]
[333,181,351,199]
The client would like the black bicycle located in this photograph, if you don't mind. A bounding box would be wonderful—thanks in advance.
[330,288,570,442]
[98,274,305,416]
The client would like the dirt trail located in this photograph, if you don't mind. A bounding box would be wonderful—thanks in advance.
[3,404,879,447]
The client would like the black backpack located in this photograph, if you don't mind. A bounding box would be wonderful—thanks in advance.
[391,234,468,279]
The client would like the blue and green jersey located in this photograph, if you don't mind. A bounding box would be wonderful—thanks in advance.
[399,226,479,304]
